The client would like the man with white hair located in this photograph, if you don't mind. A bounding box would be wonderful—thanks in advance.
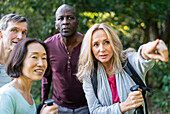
[0,14,27,87]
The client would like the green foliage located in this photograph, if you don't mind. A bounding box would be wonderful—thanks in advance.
[148,60,169,90]
[31,81,41,106]
[148,57,170,112]
[151,91,170,112]
[79,11,143,49]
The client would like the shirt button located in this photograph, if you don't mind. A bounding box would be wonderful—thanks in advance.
[67,52,69,54]
[68,57,71,59]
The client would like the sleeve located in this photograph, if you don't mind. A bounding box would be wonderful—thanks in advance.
[128,45,155,80]
[41,70,52,102]
[0,93,14,114]
[83,77,122,114]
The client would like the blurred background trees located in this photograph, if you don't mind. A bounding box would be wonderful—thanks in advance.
[0,0,169,112]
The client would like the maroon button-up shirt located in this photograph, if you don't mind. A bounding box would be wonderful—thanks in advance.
[41,33,87,108]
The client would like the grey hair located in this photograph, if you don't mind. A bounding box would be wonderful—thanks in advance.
[0,14,27,30]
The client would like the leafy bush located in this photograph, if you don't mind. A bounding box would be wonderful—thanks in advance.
[148,53,170,112]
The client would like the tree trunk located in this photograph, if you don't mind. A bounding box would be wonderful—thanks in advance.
[150,21,159,41]
[143,25,150,43]
[163,11,170,46]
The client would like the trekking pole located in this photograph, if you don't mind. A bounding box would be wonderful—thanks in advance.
[130,85,144,114]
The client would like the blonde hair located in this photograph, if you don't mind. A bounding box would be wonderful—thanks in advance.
[77,23,126,82]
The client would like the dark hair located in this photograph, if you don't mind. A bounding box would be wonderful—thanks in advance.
[0,14,27,30]
[6,38,51,78]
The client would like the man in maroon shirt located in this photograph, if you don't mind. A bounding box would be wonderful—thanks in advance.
[41,4,89,113]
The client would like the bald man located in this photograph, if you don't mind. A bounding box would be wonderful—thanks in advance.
[41,4,89,114]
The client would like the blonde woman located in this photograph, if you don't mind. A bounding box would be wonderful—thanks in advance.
[77,23,168,114]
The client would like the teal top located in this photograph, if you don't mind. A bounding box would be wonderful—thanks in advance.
[0,84,36,114]
[0,64,12,87]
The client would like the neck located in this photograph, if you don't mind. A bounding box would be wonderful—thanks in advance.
[10,76,33,94]
[0,40,11,65]
[103,63,114,78]
[103,63,112,71]
[62,35,77,47]
[61,32,83,53]
[10,76,34,105]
